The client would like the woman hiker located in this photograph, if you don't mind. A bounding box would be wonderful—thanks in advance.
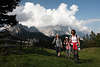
[52,34,63,57]
[69,29,80,63]
[64,37,71,59]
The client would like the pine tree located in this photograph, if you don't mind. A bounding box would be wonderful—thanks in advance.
[0,0,20,27]
[90,31,96,40]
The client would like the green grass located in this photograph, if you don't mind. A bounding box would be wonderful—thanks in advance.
[0,47,100,67]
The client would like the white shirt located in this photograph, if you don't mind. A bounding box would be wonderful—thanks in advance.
[71,35,78,43]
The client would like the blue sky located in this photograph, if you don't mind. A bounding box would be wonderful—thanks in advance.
[20,0,100,33]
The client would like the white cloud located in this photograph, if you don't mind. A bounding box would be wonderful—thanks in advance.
[80,19,100,24]
[9,2,90,33]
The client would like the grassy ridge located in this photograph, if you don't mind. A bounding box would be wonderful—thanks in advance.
[0,47,100,67]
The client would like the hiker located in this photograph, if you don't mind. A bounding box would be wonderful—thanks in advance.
[69,29,80,63]
[64,37,71,58]
[52,34,63,57]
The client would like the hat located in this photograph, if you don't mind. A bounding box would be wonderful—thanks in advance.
[65,37,68,39]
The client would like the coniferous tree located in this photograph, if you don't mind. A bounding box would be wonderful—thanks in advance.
[0,0,20,27]
[90,31,96,40]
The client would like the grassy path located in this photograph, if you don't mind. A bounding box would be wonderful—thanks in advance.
[0,47,100,67]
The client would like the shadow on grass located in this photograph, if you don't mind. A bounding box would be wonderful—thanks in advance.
[78,58,94,64]
[10,47,57,57]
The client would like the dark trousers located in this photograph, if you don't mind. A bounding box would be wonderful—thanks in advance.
[56,47,61,54]
[73,49,79,62]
